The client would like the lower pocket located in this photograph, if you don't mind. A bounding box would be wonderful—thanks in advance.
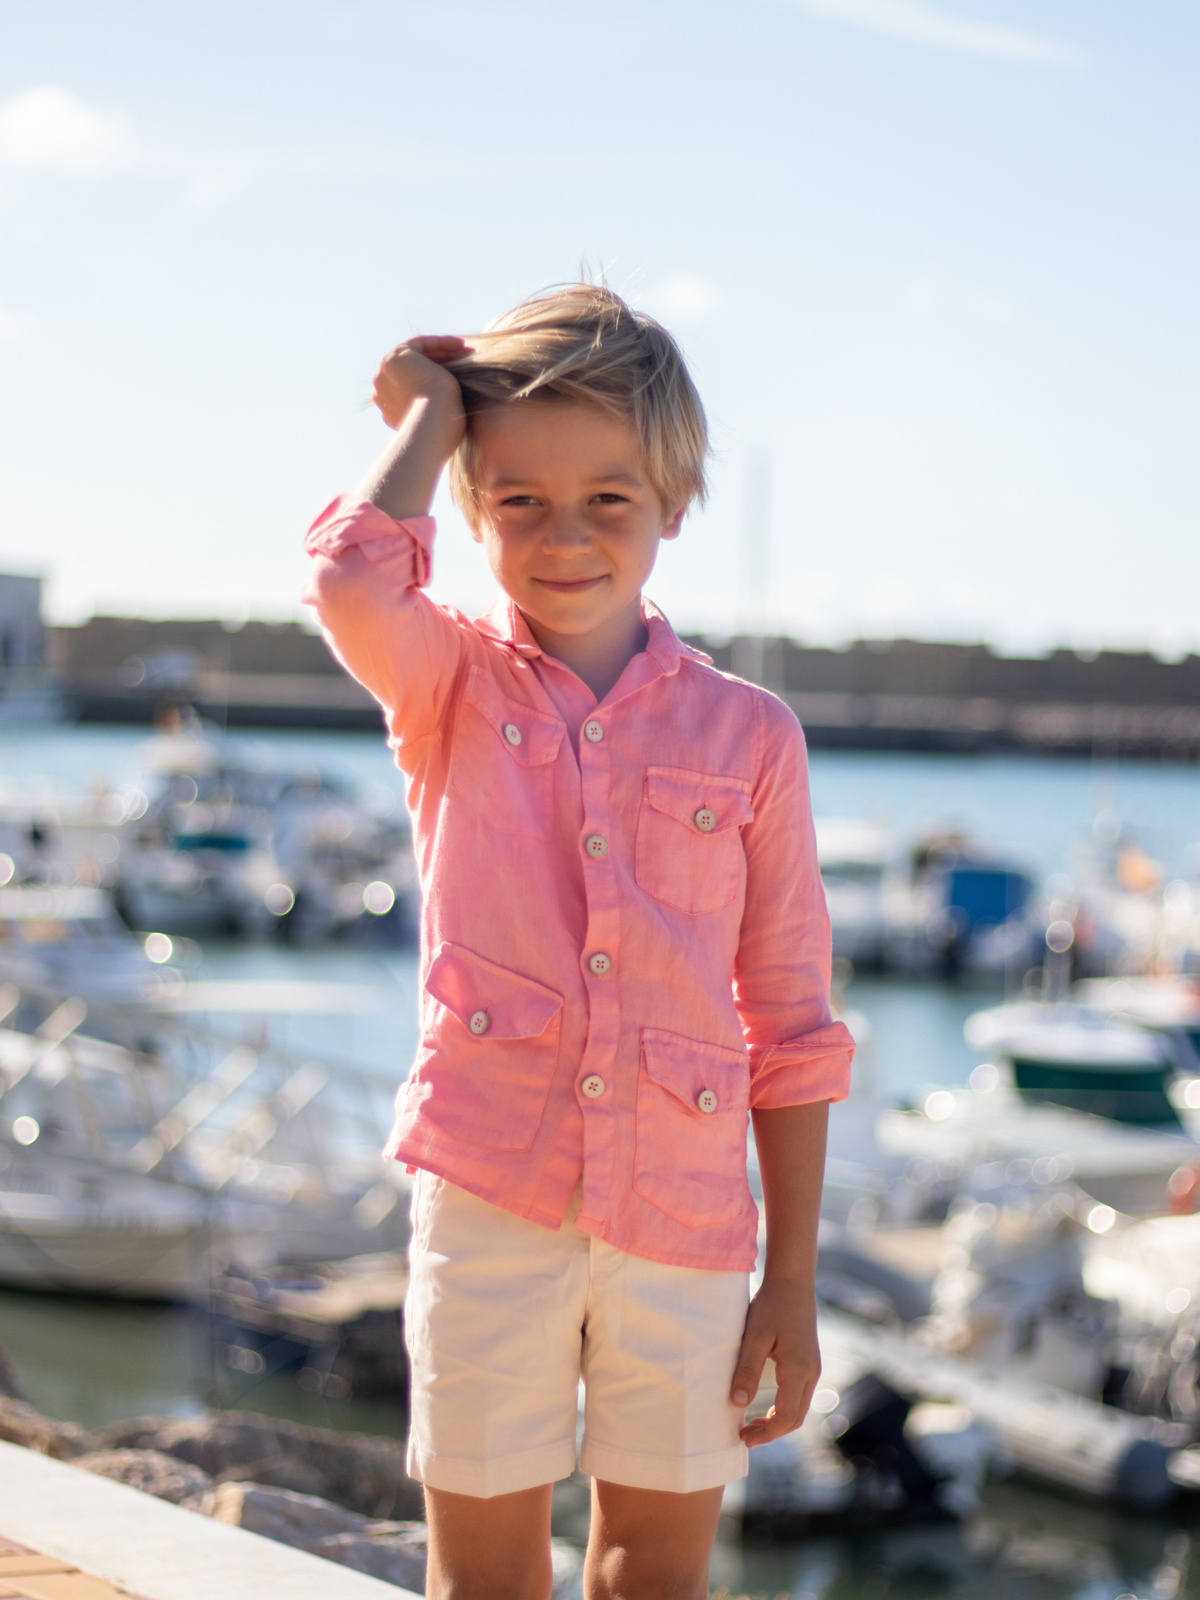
[408,943,564,1152]
[632,1028,752,1228]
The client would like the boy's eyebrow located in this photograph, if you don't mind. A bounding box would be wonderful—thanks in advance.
[487,468,646,491]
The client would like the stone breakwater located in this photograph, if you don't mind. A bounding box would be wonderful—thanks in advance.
[0,1394,584,1598]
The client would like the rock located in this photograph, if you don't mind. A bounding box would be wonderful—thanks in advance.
[205,1481,375,1542]
[73,1448,214,1508]
[90,1411,422,1520]
[206,1482,427,1591]
[0,1396,88,1460]
[310,1526,428,1591]
[0,1338,26,1401]
[207,1482,584,1598]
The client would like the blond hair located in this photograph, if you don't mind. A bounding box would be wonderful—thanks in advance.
[446,284,708,524]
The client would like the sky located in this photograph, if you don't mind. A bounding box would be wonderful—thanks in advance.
[0,1,1197,655]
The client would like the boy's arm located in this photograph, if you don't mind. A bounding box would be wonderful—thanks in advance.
[301,338,471,755]
[730,1101,828,1444]
[729,695,854,1443]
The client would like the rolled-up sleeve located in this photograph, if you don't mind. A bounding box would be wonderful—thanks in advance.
[301,495,464,763]
[735,692,855,1109]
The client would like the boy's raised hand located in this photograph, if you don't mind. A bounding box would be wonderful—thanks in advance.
[372,335,471,431]
[359,336,472,521]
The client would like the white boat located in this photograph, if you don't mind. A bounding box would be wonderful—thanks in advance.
[965,999,1183,1126]
[0,983,409,1300]
[815,817,892,969]
[116,743,417,943]
[0,885,164,1003]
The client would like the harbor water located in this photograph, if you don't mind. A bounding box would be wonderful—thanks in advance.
[3,722,1200,1598]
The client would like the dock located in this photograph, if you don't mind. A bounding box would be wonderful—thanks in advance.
[0,1442,418,1600]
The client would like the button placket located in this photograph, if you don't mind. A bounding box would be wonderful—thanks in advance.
[581,1074,606,1099]
[584,719,604,743]
[588,951,611,977]
[585,834,608,858]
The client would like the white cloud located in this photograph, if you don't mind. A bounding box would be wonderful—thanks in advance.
[786,0,1078,62]
[0,86,133,176]
[643,274,720,322]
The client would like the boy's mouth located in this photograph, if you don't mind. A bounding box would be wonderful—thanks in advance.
[531,576,607,593]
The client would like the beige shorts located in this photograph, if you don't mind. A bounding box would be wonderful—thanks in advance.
[404,1172,751,1498]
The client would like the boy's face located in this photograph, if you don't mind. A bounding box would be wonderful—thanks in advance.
[468,400,683,643]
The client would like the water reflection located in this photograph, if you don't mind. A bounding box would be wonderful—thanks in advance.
[714,1484,1198,1598]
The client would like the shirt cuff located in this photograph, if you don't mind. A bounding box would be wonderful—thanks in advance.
[747,1020,856,1109]
[304,493,436,588]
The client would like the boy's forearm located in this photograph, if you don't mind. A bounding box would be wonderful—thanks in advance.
[752,1100,829,1285]
[356,395,465,521]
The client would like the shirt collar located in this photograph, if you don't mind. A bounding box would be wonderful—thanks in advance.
[475,595,711,677]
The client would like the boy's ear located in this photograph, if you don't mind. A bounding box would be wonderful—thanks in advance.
[660,507,686,542]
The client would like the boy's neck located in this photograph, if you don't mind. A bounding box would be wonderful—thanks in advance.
[520,594,649,703]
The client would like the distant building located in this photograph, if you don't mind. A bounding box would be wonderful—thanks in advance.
[0,571,60,722]
[0,572,45,671]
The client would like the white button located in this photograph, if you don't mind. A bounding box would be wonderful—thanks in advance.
[588,952,611,977]
[584,720,604,743]
[694,807,716,833]
[697,1088,718,1114]
[503,723,522,746]
[585,834,608,858]
[469,1010,490,1035]
[581,1074,606,1099]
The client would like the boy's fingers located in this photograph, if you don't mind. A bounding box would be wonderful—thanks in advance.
[741,1361,817,1444]
[729,1332,773,1408]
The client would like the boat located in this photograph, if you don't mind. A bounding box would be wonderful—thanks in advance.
[964,999,1184,1126]
[883,830,1040,980]
[0,980,409,1300]
[815,817,892,969]
[0,885,165,1004]
[116,743,417,943]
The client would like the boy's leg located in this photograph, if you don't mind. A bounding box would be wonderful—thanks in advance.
[425,1483,555,1600]
[585,1480,724,1600]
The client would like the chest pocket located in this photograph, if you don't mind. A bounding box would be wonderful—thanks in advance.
[635,767,754,915]
[449,664,565,840]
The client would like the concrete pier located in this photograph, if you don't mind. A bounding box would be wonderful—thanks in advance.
[0,1442,419,1600]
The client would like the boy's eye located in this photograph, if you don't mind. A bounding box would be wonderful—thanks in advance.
[594,493,629,505]
[498,495,538,507]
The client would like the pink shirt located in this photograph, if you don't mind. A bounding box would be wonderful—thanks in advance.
[303,495,853,1272]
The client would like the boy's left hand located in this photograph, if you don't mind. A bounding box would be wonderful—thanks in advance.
[730,1278,821,1446]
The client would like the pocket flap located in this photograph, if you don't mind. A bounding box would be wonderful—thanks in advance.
[427,942,563,1040]
[643,768,754,834]
[640,1028,749,1116]
[465,666,564,767]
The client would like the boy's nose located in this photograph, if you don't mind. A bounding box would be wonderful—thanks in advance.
[540,511,592,552]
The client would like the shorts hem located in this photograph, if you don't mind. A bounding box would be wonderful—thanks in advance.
[579,1439,749,1493]
[406,1436,577,1499]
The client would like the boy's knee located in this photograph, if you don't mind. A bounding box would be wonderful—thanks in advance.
[586,1545,709,1600]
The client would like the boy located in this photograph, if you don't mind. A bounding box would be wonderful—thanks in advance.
[303,285,853,1600]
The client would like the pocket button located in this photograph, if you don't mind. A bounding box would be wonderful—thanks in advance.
[585,834,608,858]
[469,1010,490,1035]
[696,1087,718,1114]
[694,807,716,833]
[503,723,522,746]
[581,1074,606,1099]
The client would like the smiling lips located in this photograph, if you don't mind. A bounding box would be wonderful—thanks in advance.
[532,575,607,593]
